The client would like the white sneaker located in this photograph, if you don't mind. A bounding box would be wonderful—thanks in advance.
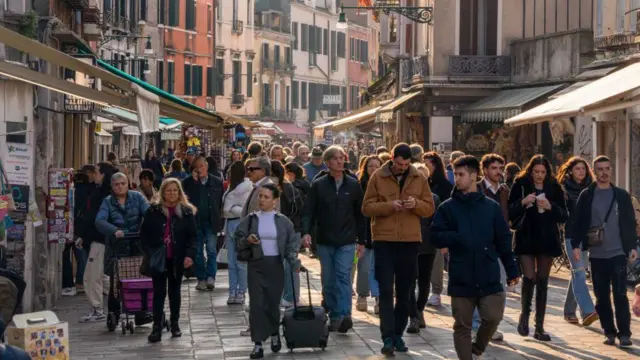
[491,330,504,341]
[196,281,208,291]
[61,287,76,296]
[80,308,105,322]
[206,277,215,290]
[426,294,441,307]
[280,299,294,308]
[472,354,483,360]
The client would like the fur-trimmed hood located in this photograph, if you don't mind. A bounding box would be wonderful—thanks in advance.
[149,202,196,219]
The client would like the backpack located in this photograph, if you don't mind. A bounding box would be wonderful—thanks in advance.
[282,184,303,220]
[0,276,18,326]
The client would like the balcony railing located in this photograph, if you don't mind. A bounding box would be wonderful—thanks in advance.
[82,6,101,24]
[593,32,636,49]
[261,60,295,72]
[103,11,134,33]
[62,0,89,9]
[400,55,429,85]
[232,93,245,105]
[232,20,244,35]
[253,16,291,34]
[448,55,511,81]
[258,108,296,122]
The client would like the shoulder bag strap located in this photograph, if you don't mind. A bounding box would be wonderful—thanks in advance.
[602,194,616,226]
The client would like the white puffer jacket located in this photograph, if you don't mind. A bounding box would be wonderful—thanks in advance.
[222,178,253,218]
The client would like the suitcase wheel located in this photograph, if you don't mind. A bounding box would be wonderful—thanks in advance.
[319,339,327,350]
[287,342,294,352]
[121,321,126,335]
[106,312,117,332]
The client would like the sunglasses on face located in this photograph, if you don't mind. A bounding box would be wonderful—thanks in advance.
[247,167,262,172]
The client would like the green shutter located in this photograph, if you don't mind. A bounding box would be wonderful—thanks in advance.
[157,61,164,90]
[246,62,253,98]
[207,67,213,96]
[184,64,191,96]
[167,62,175,93]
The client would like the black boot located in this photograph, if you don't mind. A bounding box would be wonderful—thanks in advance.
[518,277,535,337]
[171,322,182,338]
[533,277,551,341]
[148,326,162,343]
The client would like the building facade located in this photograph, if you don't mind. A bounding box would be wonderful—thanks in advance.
[214,0,257,116]
[291,0,347,124]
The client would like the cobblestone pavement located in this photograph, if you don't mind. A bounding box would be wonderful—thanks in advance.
[53,254,640,359]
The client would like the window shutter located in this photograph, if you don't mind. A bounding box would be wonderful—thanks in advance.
[184,64,192,96]
[301,24,308,51]
[341,87,346,111]
[292,80,299,108]
[262,43,269,60]
[157,61,164,90]
[301,81,307,109]
[292,22,299,50]
[207,67,213,96]
[323,29,328,55]
[337,32,345,58]
[246,62,253,98]
[308,26,314,53]
[315,26,322,53]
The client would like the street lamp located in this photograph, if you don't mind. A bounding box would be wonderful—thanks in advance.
[144,37,153,55]
[143,59,151,75]
[336,2,434,27]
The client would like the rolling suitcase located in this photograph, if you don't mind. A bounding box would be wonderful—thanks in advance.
[281,267,329,352]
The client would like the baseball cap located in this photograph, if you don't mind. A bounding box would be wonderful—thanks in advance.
[311,147,323,158]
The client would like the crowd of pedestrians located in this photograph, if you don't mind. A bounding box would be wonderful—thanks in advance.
[60,139,640,360]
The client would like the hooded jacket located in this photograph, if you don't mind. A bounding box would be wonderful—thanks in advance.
[222,178,253,219]
[431,190,519,297]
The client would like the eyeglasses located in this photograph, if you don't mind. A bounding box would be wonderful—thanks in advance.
[247,167,262,172]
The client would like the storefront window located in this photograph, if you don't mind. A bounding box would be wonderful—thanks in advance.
[452,118,536,166]
[549,119,575,173]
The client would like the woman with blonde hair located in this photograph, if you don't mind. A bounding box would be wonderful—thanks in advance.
[140,178,198,343]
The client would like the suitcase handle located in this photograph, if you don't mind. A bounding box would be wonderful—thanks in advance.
[291,266,312,311]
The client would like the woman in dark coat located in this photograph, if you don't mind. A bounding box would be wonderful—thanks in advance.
[556,157,598,326]
[142,150,165,188]
[509,155,568,341]
[140,178,197,343]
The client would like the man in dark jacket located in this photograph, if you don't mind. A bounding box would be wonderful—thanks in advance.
[302,146,366,334]
[571,155,638,348]
[182,156,224,291]
[431,155,519,360]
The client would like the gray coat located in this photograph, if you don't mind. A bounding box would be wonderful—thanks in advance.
[234,211,301,271]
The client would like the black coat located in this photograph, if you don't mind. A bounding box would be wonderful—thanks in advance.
[562,176,592,240]
[302,170,366,247]
[142,157,164,187]
[430,177,454,203]
[182,175,224,232]
[431,191,519,298]
[419,193,441,254]
[75,183,109,248]
[571,183,638,255]
[508,177,568,257]
[140,204,198,274]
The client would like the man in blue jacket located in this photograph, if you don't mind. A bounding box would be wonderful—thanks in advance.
[431,155,519,360]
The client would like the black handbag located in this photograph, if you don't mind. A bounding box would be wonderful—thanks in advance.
[586,196,616,247]
[237,215,264,262]
[140,246,166,277]
[510,187,527,231]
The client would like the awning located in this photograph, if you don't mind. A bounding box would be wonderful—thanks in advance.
[217,112,258,128]
[505,63,640,127]
[549,81,591,99]
[101,107,138,126]
[574,66,618,80]
[273,122,309,136]
[314,106,381,131]
[462,85,564,123]
[0,60,128,108]
[95,129,113,146]
[121,126,141,136]
[97,60,224,129]
[378,91,422,113]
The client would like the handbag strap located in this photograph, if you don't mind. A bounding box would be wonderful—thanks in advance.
[602,195,616,227]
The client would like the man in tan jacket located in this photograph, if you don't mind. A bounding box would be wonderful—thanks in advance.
[362,143,435,356]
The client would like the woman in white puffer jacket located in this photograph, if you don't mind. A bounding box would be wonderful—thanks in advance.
[222,161,254,305]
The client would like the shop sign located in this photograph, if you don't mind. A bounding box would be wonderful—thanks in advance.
[323,95,341,105]
[161,132,181,141]
[63,56,97,113]
[2,143,32,186]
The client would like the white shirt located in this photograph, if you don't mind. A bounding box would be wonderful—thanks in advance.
[256,210,279,256]
[483,178,499,195]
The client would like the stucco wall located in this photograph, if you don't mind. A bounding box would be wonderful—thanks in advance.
[510,29,594,83]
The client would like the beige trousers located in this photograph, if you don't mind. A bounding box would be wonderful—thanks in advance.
[83,242,105,309]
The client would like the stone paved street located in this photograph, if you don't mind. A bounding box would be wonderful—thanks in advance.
[53,255,640,359]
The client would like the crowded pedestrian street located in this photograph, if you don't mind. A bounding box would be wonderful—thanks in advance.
[54,253,640,360]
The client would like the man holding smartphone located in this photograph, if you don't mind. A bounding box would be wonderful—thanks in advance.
[431,155,520,360]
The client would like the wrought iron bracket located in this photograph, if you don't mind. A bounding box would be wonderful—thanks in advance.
[99,35,150,48]
[340,4,433,24]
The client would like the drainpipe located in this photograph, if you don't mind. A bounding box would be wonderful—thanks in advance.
[212,0,217,109]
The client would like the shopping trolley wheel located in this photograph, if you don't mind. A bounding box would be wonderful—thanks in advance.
[121,321,126,335]
[128,321,135,334]
[107,313,117,332]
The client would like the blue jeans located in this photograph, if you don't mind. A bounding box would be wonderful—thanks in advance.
[362,248,379,297]
[317,243,356,319]
[225,219,247,296]
[563,238,595,318]
[283,233,301,303]
[195,226,217,281]
[62,244,87,288]
[472,261,506,330]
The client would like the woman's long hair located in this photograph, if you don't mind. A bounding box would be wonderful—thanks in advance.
[228,161,246,191]
[555,156,593,184]
[270,160,286,190]
[358,155,382,186]
[516,154,554,184]
[423,151,447,183]
[153,178,197,213]
[284,162,305,181]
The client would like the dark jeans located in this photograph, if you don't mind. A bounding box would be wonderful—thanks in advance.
[152,260,183,326]
[590,255,632,338]
[409,253,436,318]
[374,241,419,339]
[62,244,87,288]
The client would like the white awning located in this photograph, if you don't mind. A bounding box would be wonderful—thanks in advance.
[505,63,640,127]
[95,130,113,145]
[314,106,381,131]
[121,126,141,136]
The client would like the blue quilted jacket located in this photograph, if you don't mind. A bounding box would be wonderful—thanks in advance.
[95,191,150,274]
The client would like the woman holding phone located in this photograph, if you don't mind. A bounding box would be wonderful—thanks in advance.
[508,155,567,342]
